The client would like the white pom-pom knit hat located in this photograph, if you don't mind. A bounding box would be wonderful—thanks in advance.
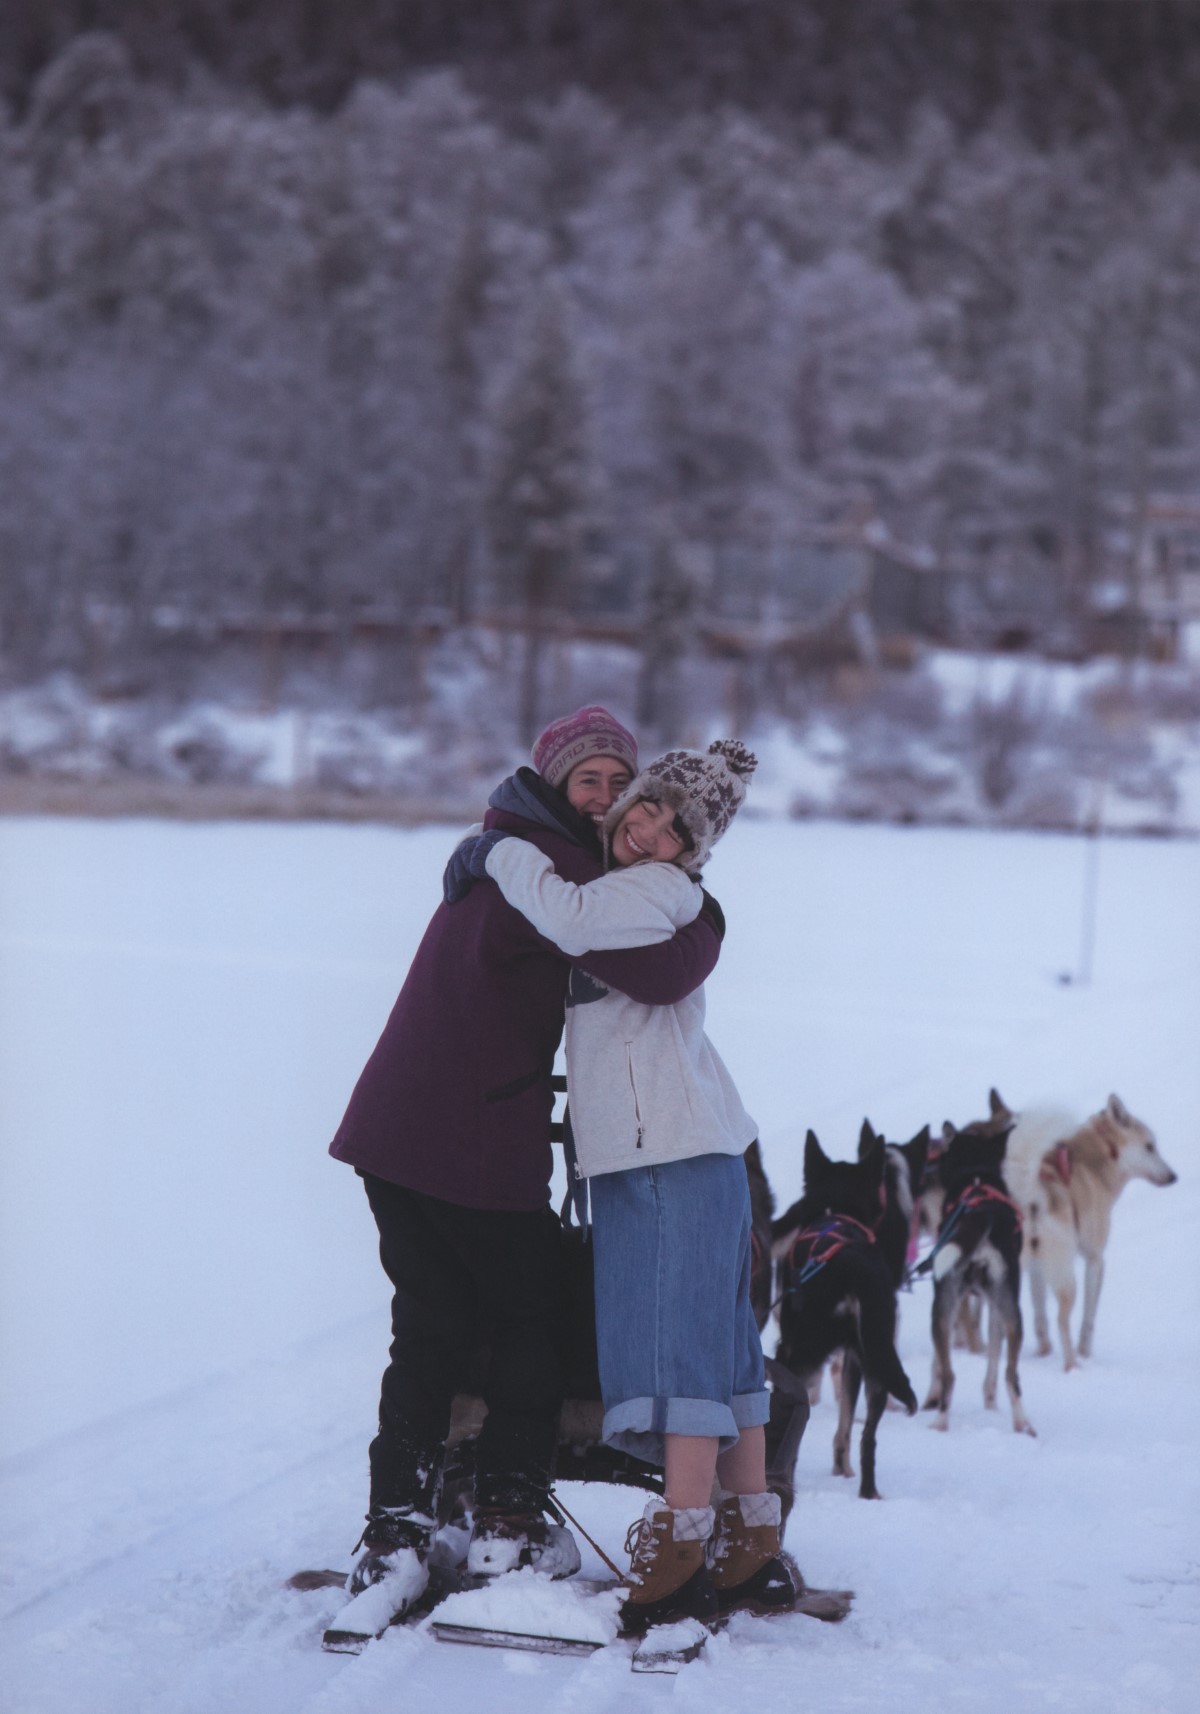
[603,739,757,874]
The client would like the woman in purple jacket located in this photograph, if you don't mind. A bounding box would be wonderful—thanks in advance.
[328,708,724,1624]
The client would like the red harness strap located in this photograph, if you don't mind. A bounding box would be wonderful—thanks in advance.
[944,1178,1024,1227]
[784,1212,877,1282]
[1038,1143,1074,1188]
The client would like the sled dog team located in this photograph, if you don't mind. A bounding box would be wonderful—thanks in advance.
[329,704,1178,1641]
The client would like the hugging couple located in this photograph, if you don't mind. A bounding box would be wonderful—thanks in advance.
[329,705,795,1635]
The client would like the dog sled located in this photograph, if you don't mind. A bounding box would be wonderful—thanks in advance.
[297,1081,849,1662]
[432,1083,842,1639]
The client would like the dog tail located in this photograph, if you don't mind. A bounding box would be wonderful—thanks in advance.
[858,1300,919,1416]
[880,1348,918,1416]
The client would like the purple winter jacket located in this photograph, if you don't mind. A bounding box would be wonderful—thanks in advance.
[329,773,722,1211]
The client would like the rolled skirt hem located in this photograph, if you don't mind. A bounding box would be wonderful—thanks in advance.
[602,1388,770,1469]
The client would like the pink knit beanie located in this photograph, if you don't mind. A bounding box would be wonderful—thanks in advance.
[532,706,638,790]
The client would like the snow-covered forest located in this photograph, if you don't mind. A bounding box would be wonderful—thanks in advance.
[2,2,1199,806]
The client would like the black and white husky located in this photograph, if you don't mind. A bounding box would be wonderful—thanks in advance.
[920,1122,1035,1438]
[769,1131,918,1504]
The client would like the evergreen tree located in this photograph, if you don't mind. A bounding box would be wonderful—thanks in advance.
[485,281,596,740]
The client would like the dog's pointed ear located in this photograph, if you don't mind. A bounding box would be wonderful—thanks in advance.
[804,1129,827,1184]
[989,1087,1008,1117]
[1107,1093,1131,1126]
[941,1120,957,1145]
[904,1125,931,1179]
[858,1118,880,1159]
[863,1135,887,1184]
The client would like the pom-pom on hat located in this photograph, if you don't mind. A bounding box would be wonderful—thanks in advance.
[604,739,757,873]
[531,705,638,791]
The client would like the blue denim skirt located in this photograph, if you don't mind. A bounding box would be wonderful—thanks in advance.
[588,1151,769,1469]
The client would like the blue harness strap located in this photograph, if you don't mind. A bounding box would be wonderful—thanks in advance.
[783,1212,877,1287]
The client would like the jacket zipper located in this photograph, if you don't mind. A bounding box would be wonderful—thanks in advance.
[625,1044,644,1148]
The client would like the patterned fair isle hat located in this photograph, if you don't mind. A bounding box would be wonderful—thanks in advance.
[532,705,638,790]
[604,739,758,873]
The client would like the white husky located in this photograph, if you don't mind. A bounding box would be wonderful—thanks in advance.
[1003,1095,1177,1369]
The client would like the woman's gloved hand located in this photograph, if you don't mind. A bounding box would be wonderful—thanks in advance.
[442,830,511,904]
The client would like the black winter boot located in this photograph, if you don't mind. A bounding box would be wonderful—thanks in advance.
[467,1505,581,1578]
[347,1506,435,1601]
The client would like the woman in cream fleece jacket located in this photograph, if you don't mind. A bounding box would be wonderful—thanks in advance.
[482,832,758,1179]
[461,741,798,1633]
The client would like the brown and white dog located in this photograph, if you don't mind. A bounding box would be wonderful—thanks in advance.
[1002,1094,1178,1370]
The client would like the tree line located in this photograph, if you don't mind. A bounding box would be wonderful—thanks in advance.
[1,2,1198,694]
[6,2,1200,153]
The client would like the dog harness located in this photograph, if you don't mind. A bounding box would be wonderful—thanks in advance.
[913,1178,1023,1276]
[780,1213,877,1289]
[1039,1141,1073,1186]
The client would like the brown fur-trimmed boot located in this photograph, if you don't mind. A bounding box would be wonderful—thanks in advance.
[617,1500,717,1636]
[708,1491,798,1616]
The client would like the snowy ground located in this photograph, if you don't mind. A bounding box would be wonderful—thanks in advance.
[1,814,1197,1713]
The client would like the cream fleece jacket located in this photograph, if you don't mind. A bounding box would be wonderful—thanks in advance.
[484,839,757,1178]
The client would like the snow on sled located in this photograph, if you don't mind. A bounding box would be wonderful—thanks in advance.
[631,1618,709,1673]
[292,1536,472,1653]
[319,1565,453,1654]
[430,1568,620,1658]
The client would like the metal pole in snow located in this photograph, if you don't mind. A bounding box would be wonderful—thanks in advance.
[1074,779,1105,986]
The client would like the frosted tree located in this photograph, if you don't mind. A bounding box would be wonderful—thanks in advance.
[485,279,597,741]
[637,188,790,548]
[438,196,498,624]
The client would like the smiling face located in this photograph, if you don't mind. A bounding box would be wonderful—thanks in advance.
[564,756,634,826]
[610,797,693,867]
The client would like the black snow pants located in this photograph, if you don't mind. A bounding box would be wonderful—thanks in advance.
[360,1171,567,1519]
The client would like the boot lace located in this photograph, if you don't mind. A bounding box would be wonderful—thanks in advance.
[353,1509,432,1557]
[624,1514,662,1582]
